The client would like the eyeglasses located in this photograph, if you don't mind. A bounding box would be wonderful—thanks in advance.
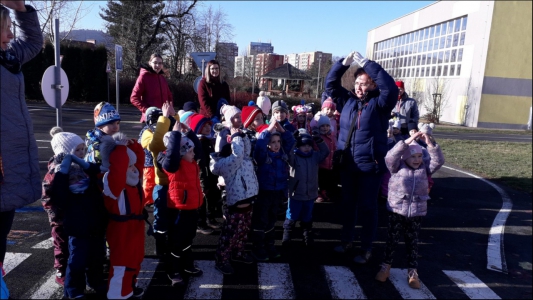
[151,61,163,65]
[354,82,371,87]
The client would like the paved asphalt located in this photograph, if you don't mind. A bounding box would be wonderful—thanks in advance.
[3,103,531,299]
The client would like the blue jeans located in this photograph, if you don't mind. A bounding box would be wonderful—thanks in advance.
[64,236,106,299]
[286,199,314,222]
[340,170,382,251]
[153,184,169,233]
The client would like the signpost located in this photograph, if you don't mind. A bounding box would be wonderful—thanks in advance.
[106,62,111,103]
[115,45,123,112]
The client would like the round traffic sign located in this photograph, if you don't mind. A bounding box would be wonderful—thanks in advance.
[41,66,69,108]
[193,76,203,94]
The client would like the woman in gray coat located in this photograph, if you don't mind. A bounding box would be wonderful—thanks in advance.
[0,0,43,278]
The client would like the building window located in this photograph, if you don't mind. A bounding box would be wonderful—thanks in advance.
[462,16,468,30]
[450,64,455,76]
[437,65,442,76]
[444,50,450,63]
[422,54,427,65]
[458,48,463,62]
[435,24,441,37]
[431,66,436,76]
[416,68,420,77]
[421,67,425,77]
[446,35,452,48]
[438,51,444,64]
[430,26,435,38]
[451,49,457,62]
[443,65,448,76]
[457,64,461,76]
[460,32,466,45]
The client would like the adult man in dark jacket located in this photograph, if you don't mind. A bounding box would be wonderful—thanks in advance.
[391,80,420,135]
[325,51,398,264]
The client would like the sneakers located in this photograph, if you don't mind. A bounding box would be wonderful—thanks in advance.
[168,273,184,287]
[215,261,234,275]
[282,230,292,245]
[55,270,65,286]
[353,251,372,264]
[408,268,421,289]
[375,263,391,282]
[183,265,203,277]
[196,224,214,235]
[251,248,269,262]
[129,287,144,299]
[333,242,353,254]
[207,218,222,229]
[267,245,281,259]
[231,253,254,264]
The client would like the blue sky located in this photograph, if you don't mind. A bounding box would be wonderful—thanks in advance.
[77,1,435,58]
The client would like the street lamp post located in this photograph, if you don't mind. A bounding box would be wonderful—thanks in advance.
[316,54,322,99]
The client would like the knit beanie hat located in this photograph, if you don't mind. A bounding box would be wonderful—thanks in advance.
[50,127,85,155]
[188,113,212,134]
[321,98,336,110]
[94,102,120,127]
[292,105,309,116]
[248,100,255,106]
[393,119,401,129]
[242,106,262,129]
[418,123,434,135]
[180,111,194,125]
[401,141,423,161]
[183,101,198,112]
[296,129,313,148]
[180,135,194,156]
[145,107,162,126]
[312,112,330,129]
[395,81,405,89]
[272,100,289,113]
[220,104,241,123]
[216,98,229,118]
[305,102,317,115]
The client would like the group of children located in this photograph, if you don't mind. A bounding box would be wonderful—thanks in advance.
[41,90,444,295]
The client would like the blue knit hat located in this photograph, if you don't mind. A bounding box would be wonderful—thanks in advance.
[94,102,120,127]
[248,100,255,106]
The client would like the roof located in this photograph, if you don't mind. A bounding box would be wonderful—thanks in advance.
[260,63,312,80]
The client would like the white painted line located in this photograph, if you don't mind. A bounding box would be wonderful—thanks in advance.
[136,258,159,290]
[38,147,50,149]
[29,270,62,299]
[36,140,51,143]
[3,252,32,275]
[443,270,501,299]
[388,268,436,299]
[257,263,295,299]
[442,165,512,273]
[323,265,366,299]
[184,260,223,299]
[70,120,89,124]
[31,237,54,249]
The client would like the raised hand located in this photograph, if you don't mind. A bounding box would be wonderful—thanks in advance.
[162,102,171,118]
[342,51,356,66]
[353,52,369,67]
[405,131,423,145]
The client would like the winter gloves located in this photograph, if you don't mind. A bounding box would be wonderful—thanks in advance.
[71,155,90,170]
[342,51,369,67]
[57,154,72,174]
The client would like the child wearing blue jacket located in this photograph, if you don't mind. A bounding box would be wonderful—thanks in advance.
[252,120,295,261]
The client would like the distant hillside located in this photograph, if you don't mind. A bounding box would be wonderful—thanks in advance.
[60,29,114,48]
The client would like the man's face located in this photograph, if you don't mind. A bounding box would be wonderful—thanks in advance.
[354,74,376,98]
[399,88,405,96]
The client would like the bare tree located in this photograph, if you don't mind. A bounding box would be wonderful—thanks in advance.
[29,0,91,43]
[423,76,450,124]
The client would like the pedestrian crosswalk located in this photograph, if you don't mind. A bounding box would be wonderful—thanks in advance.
[3,245,505,299]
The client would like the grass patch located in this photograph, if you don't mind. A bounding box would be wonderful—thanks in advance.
[433,126,532,136]
[438,139,532,193]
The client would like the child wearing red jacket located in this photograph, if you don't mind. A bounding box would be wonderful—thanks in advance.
[100,133,146,299]
[159,121,204,287]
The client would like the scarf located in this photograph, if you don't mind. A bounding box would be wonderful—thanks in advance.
[0,49,21,74]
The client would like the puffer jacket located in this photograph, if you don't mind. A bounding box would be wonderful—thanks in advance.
[288,141,329,201]
[0,6,43,212]
[326,59,398,174]
[197,77,231,119]
[391,92,420,131]
[385,141,445,217]
[210,133,259,206]
[319,131,337,170]
[254,130,295,191]
[130,65,173,122]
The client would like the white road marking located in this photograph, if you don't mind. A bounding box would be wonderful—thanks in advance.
[3,252,32,275]
[29,270,61,299]
[257,262,295,299]
[184,260,223,299]
[36,140,51,143]
[388,268,436,299]
[443,270,501,299]
[136,258,159,290]
[31,237,54,249]
[442,165,512,273]
[323,265,366,299]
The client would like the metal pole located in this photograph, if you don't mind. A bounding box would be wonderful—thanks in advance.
[316,54,322,99]
[116,70,119,112]
[201,59,205,77]
[54,19,62,127]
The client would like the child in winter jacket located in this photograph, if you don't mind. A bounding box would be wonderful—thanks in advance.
[85,102,121,164]
[140,102,178,257]
[375,131,444,289]
[159,121,204,287]
[215,104,242,153]
[283,129,329,246]
[252,120,295,261]
[188,113,221,234]
[290,105,310,131]
[321,98,339,137]
[43,128,108,298]
[100,133,146,299]
[311,113,338,203]
[210,128,259,275]
[271,100,296,133]
[42,127,86,285]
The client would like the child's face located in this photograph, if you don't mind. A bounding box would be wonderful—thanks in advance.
[319,124,331,135]
[99,120,120,135]
[322,107,334,117]
[409,129,418,136]
[298,144,312,154]
[405,153,423,169]
[183,148,195,162]
[127,164,137,173]
[268,135,281,152]
[231,113,242,129]
[306,112,313,121]
[297,114,306,123]
[73,143,86,159]
[200,123,212,135]
[252,113,264,129]
[273,110,287,122]
[393,127,401,135]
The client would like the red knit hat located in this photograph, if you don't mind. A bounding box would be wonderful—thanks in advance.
[395,81,405,89]
[241,106,262,129]
[321,98,336,110]
[188,113,212,134]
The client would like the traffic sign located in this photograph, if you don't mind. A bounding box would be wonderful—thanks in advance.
[106,62,111,73]
[115,45,123,71]
[190,52,216,72]
[193,76,203,94]
[41,66,69,108]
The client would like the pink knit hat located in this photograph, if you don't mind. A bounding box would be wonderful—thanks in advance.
[401,141,423,160]
[322,98,336,110]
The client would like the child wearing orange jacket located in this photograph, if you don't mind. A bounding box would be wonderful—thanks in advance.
[100,133,146,299]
